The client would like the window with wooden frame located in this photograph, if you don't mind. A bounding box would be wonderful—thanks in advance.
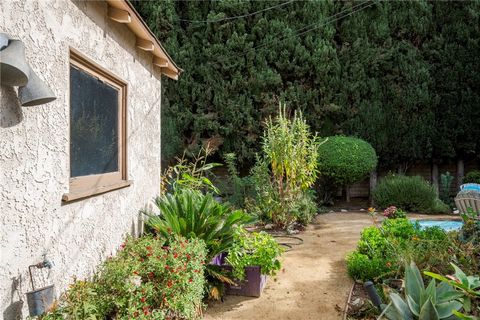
[63,49,130,202]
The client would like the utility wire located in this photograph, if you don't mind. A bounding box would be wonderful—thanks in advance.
[245,1,374,54]
[178,0,294,23]
[210,1,373,65]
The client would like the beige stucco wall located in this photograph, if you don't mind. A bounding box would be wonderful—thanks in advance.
[0,1,163,319]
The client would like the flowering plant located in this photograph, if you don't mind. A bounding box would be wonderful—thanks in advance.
[43,235,206,320]
[383,206,407,219]
[368,207,378,224]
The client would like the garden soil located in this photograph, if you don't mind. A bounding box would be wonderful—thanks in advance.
[203,212,374,320]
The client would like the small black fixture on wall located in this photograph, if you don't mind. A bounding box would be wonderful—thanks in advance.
[0,33,57,106]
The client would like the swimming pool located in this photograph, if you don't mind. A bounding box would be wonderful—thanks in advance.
[412,219,463,231]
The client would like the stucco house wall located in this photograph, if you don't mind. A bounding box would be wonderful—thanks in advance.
[0,1,164,319]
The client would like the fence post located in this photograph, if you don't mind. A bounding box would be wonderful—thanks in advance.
[369,170,377,205]
[432,163,439,195]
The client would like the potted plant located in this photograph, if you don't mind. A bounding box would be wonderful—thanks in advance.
[223,228,283,297]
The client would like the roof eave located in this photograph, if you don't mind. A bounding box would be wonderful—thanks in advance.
[105,0,182,80]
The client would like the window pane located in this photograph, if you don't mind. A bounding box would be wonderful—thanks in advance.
[70,66,119,177]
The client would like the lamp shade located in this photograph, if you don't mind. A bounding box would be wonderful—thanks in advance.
[0,39,30,86]
[18,68,56,106]
[0,33,9,51]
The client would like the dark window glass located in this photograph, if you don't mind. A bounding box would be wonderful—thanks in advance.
[70,66,119,177]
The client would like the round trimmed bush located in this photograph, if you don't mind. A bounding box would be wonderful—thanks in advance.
[373,175,442,213]
[317,136,378,187]
[464,170,480,184]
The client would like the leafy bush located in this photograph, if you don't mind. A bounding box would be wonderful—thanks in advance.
[372,175,446,213]
[464,170,480,184]
[226,228,283,280]
[44,235,206,320]
[346,252,394,282]
[317,136,377,201]
[287,189,318,225]
[382,218,419,240]
[145,189,253,261]
[346,218,458,283]
[357,226,390,257]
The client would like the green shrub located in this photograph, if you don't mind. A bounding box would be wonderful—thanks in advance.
[430,198,452,214]
[287,189,318,225]
[44,235,206,320]
[382,218,419,240]
[145,189,253,261]
[464,170,480,184]
[372,175,441,213]
[226,228,283,280]
[357,226,390,257]
[346,252,395,282]
[317,136,377,198]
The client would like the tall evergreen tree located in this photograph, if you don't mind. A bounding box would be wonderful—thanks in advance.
[133,0,480,169]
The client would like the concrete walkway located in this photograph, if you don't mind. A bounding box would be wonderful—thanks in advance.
[203,212,374,320]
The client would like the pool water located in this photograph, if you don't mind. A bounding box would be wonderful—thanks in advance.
[412,220,463,232]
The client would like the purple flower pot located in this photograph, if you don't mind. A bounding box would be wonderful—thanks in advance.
[225,265,267,297]
[210,252,267,297]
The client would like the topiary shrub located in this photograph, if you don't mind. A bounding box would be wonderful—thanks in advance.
[317,136,377,202]
[464,170,480,184]
[372,175,447,213]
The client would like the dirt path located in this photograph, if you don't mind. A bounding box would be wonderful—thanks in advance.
[203,212,374,320]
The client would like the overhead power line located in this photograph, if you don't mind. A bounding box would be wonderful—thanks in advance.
[178,1,294,23]
[246,1,374,54]
[210,1,375,68]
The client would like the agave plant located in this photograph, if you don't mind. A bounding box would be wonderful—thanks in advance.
[382,261,464,320]
[425,263,480,317]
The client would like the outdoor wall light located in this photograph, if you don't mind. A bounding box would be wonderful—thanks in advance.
[0,33,57,106]
[18,68,56,106]
[0,36,30,86]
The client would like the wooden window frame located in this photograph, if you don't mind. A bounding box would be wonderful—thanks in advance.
[63,48,131,202]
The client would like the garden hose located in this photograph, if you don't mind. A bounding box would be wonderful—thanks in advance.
[269,234,304,252]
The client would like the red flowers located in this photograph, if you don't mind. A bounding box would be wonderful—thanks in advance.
[140,297,146,303]
[173,253,178,259]
[148,272,154,279]
[167,280,173,288]
[189,278,193,283]
[146,246,153,251]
